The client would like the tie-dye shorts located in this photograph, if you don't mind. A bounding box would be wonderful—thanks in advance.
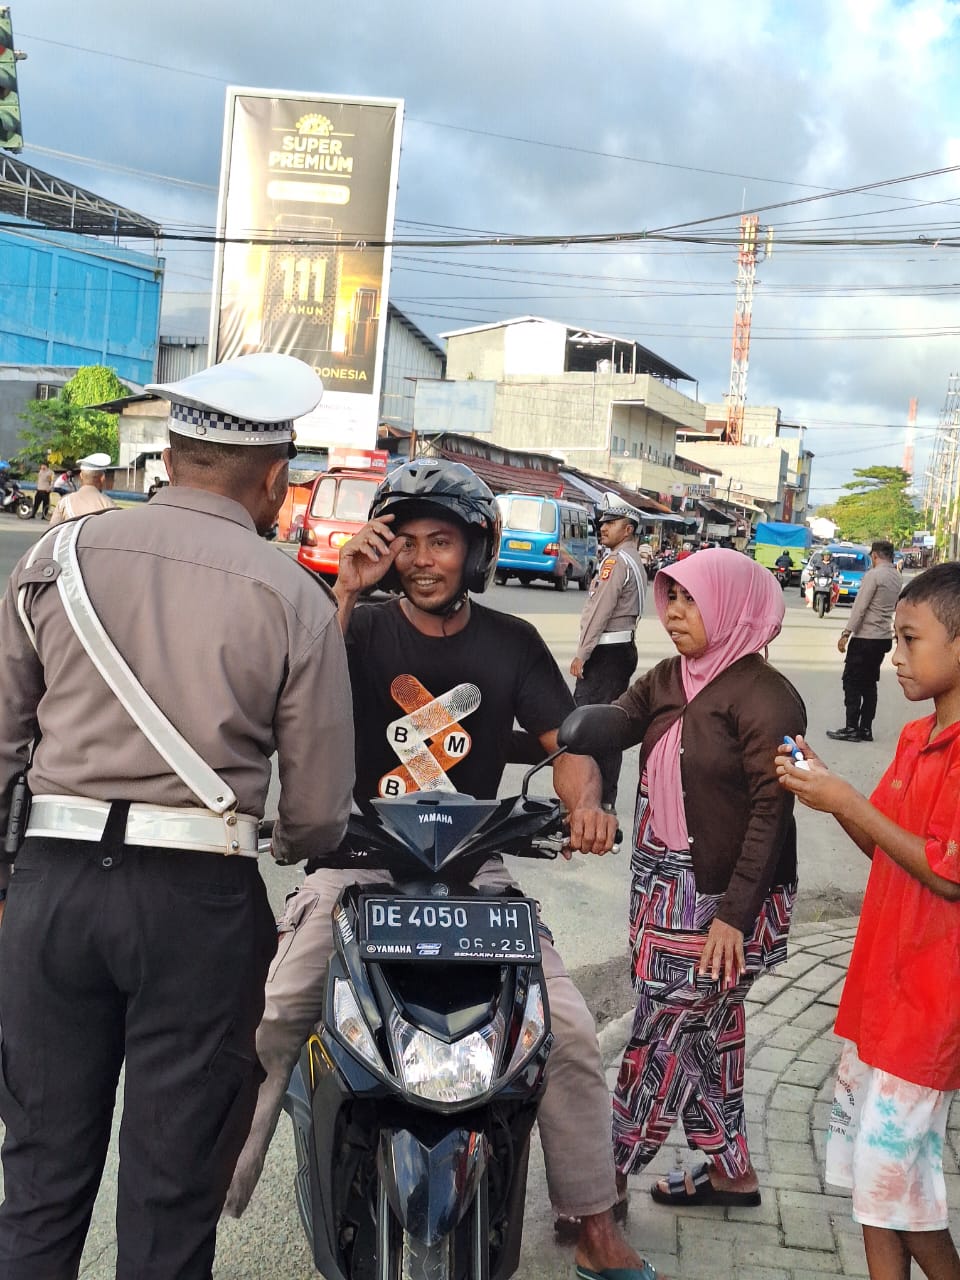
[825,1040,954,1231]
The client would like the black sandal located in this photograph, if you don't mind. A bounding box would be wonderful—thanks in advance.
[650,1163,761,1207]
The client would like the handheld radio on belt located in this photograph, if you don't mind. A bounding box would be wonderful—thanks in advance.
[4,771,31,857]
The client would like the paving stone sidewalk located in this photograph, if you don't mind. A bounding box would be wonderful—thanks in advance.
[594,917,960,1280]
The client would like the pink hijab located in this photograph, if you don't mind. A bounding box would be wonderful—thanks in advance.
[645,549,786,849]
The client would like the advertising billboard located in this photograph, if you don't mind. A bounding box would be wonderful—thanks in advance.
[211,89,403,449]
[412,380,496,436]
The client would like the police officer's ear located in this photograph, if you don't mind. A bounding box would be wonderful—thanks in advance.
[265,457,289,505]
[161,447,174,483]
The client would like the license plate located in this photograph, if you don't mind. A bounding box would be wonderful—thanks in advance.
[507,539,532,550]
[359,896,540,963]
[839,588,848,596]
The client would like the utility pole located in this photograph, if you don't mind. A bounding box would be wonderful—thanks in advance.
[724,216,772,446]
[923,374,960,559]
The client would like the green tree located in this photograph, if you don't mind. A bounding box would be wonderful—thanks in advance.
[61,365,130,410]
[818,466,918,545]
[14,365,129,469]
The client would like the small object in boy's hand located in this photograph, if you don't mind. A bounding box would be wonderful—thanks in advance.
[782,735,811,772]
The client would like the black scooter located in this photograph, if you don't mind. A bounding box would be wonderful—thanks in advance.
[1,479,32,519]
[280,715,604,1280]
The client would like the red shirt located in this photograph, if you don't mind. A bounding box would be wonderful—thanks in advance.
[835,715,960,1089]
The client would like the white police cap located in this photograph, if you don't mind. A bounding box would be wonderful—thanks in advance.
[599,491,643,526]
[78,452,112,471]
[147,353,323,454]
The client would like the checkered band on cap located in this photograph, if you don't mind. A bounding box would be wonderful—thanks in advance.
[170,401,293,438]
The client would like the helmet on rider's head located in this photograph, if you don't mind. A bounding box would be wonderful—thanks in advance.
[821,550,832,561]
[369,459,502,596]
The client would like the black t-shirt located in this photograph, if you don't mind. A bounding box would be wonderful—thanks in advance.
[346,599,573,804]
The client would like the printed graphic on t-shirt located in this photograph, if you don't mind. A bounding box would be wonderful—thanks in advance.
[379,674,480,797]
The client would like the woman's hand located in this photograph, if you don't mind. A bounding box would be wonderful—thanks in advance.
[698,918,745,988]
[775,734,856,816]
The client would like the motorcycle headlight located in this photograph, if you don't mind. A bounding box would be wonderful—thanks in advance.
[388,1009,501,1104]
[506,980,547,1075]
[333,979,384,1075]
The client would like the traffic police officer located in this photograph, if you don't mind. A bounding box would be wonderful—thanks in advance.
[570,496,646,809]
[48,450,118,526]
[0,353,355,1278]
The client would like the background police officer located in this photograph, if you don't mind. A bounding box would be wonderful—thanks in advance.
[0,353,355,1278]
[570,497,646,810]
[48,450,118,525]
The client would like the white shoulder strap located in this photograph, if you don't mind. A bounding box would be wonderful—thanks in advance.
[617,548,646,609]
[26,516,236,815]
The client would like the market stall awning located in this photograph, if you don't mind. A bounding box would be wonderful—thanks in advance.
[697,501,735,524]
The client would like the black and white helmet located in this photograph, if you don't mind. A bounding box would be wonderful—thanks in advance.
[369,459,502,595]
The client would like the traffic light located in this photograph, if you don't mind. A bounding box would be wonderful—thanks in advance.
[0,7,23,153]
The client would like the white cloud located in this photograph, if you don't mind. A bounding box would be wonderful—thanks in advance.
[14,0,960,501]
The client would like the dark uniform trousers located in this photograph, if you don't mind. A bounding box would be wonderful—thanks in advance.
[842,636,893,734]
[0,814,276,1279]
[573,641,638,807]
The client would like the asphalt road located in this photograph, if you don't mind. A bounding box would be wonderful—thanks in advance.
[0,524,913,1276]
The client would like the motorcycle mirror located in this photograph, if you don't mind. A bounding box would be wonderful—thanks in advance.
[557,704,631,755]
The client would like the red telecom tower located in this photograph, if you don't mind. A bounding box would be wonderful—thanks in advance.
[902,396,918,477]
[724,215,771,445]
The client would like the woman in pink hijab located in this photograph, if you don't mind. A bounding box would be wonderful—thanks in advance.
[610,549,805,1210]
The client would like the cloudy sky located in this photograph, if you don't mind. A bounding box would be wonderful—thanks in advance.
[14,0,960,502]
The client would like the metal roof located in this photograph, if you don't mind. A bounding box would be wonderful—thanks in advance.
[0,154,161,238]
[437,315,694,383]
[437,446,579,502]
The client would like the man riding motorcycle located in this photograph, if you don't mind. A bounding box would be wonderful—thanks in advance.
[805,549,840,610]
[226,460,656,1280]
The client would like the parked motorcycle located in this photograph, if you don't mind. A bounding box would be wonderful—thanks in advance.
[277,714,614,1280]
[647,549,677,581]
[806,570,840,618]
[1,480,33,520]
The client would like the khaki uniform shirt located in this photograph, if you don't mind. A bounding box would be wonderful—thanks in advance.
[0,487,354,863]
[35,467,53,493]
[48,484,118,526]
[576,543,646,663]
[846,561,902,640]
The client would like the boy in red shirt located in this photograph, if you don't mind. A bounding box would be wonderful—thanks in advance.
[777,562,960,1280]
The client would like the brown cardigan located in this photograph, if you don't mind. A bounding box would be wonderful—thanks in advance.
[615,653,806,935]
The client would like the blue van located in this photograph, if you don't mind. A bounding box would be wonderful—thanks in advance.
[803,544,871,603]
[829,544,872,604]
[494,493,598,591]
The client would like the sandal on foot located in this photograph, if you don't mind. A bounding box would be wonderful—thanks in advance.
[650,1163,761,1207]
[554,1194,629,1241]
[575,1266,657,1280]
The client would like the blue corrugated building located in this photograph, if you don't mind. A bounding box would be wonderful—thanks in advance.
[0,219,161,383]
[0,155,164,458]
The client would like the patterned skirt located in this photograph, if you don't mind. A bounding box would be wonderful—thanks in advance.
[612,785,795,1178]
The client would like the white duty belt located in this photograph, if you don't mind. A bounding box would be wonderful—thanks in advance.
[596,629,636,646]
[16,517,252,857]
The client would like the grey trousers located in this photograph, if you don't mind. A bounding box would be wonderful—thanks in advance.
[241,861,617,1218]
